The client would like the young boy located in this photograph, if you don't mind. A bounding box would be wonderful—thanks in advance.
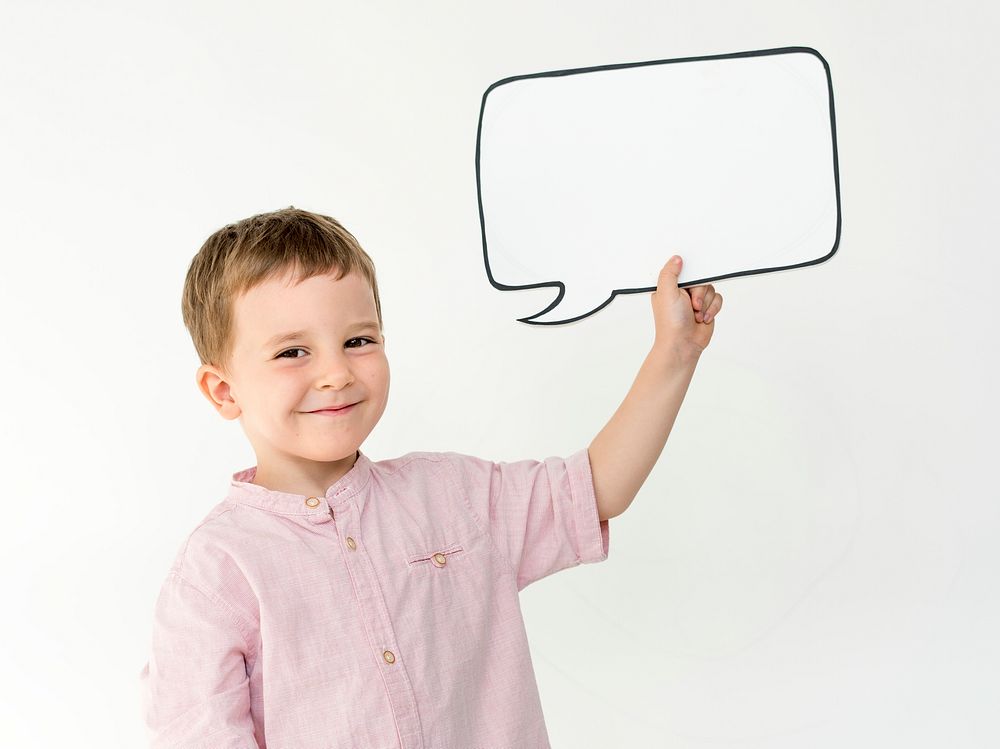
[138,207,721,748]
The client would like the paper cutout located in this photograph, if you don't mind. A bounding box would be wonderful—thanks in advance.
[475,46,841,324]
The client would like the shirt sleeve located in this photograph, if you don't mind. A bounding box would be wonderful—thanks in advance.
[443,446,610,592]
[138,570,261,749]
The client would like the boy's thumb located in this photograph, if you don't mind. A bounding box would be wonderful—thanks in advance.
[659,255,683,284]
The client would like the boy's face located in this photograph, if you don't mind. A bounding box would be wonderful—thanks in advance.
[196,269,389,494]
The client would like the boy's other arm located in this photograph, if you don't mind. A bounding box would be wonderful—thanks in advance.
[139,570,260,748]
[588,254,721,522]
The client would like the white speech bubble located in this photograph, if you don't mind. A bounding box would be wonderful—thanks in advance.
[476,46,841,324]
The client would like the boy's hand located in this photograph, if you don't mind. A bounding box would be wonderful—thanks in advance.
[650,255,722,358]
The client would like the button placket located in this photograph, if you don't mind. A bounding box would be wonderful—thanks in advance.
[330,487,359,552]
[329,492,422,744]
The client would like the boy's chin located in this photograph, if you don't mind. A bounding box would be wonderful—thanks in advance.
[293,445,361,462]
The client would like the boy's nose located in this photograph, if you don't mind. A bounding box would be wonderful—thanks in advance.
[312,360,355,388]
[318,373,354,390]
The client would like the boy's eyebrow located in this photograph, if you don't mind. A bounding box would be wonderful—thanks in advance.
[262,321,380,350]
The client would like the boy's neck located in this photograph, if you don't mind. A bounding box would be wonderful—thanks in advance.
[251,449,360,498]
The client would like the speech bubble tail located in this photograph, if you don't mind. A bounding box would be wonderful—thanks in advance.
[519,283,614,325]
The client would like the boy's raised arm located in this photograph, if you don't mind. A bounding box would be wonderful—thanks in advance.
[588,255,721,522]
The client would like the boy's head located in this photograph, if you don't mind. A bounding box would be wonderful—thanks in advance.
[181,206,389,494]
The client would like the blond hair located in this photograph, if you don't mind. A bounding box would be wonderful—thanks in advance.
[181,206,383,377]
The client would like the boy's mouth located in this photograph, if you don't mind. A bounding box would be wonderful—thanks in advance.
[308,403,357,414]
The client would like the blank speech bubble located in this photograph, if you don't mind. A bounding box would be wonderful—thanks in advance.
[475,46,841,325]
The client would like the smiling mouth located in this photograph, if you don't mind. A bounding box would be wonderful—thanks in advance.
[308,403,357,414]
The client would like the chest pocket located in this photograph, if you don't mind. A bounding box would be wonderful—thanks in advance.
[402,530,477,617]
[394,512,511,641]
[398,521,494,644]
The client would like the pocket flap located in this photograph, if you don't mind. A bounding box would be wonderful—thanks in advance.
[407,541,465,565]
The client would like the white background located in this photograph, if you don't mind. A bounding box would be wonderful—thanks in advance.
[1,1,997,746]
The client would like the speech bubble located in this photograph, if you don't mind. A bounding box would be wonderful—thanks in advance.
[475,46,841,325]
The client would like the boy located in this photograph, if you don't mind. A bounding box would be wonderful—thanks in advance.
[138,207,721,748]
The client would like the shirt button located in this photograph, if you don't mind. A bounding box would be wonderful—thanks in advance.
[382,650,396,665]
[346,537,357,551]
[432,553,447,567]
[304,497,320,508]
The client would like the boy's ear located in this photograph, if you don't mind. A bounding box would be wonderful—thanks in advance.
[195,364,241,421]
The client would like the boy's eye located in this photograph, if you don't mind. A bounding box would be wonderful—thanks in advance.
[275,338,376,359]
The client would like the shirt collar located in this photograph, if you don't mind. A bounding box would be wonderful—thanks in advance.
[226,449,373,518]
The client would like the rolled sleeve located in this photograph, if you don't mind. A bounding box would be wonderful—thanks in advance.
[445,447,610,592]
[564,447,611,567]
[138,570,260,749]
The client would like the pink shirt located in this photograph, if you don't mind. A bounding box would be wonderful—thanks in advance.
[138,447,610,748]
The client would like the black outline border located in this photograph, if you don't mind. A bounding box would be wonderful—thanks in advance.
[474,45,842,325]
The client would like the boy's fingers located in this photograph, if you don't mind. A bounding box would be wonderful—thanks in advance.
[704,294,723,322]
[702,288,715,311]
[690,284,714,311]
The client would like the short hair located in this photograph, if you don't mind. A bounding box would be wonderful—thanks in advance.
[181,206,383,377]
